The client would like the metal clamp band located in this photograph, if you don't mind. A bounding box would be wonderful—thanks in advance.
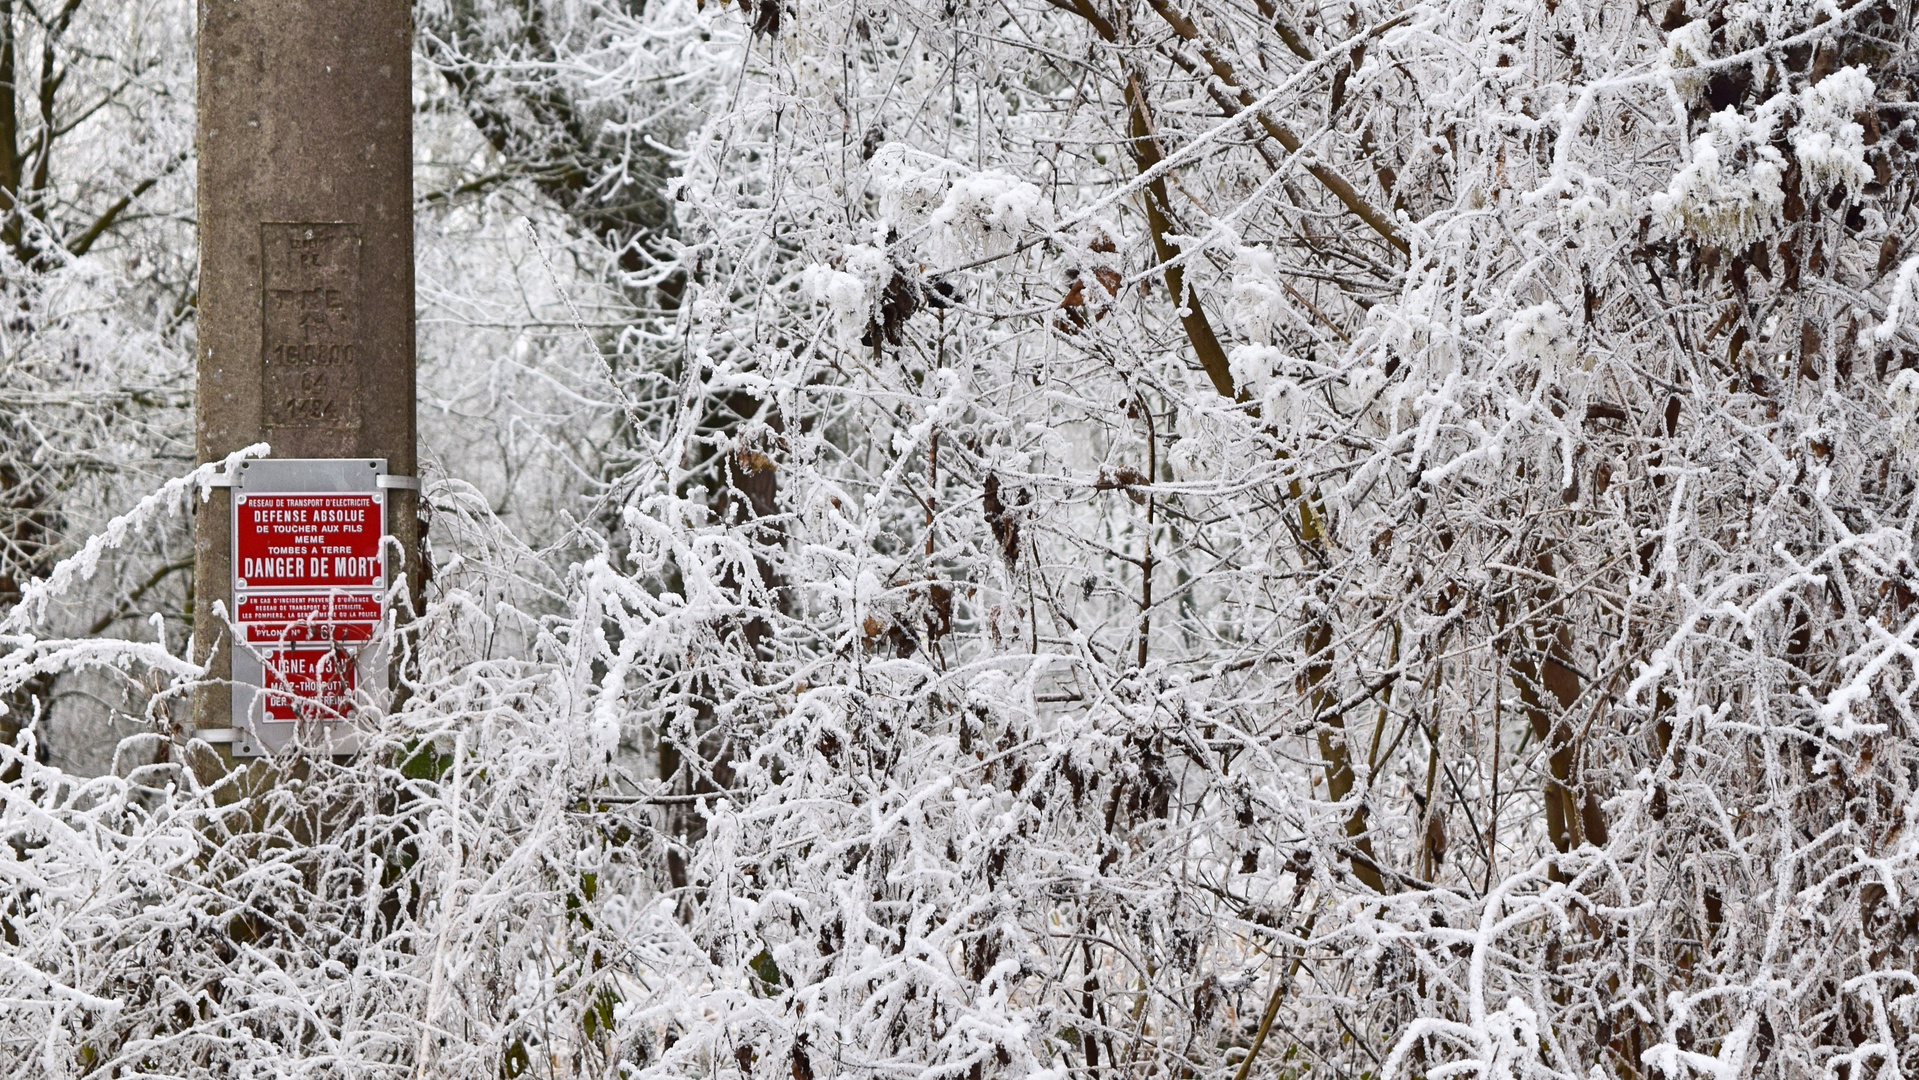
[194,727,239,743]
[376,474,422,491]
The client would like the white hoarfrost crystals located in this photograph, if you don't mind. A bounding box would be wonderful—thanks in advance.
[1887,368,1919,454]
[1644,1014,1759,1080]
[1652,107,1786,246]
[1503,302,1578,388]
[868,142,954,236]
[1226,343,1281,394]
[927,170,1042,263]
[1551,173,1631,243]
[1662,18,1713,73]
[1230,245,1286,343]
[1880,254,1919,342]
[1792,66,1876,196]
[805,244,891,344]
[13,0,1919,1077]
[1481,998,1544,1080]
[1228,343,1307,431]
[804,263,868,343]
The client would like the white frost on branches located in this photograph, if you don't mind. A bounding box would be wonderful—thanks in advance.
[1652,107,1786,246]
[1792,66,1876,197]
[8,0,1919,1076]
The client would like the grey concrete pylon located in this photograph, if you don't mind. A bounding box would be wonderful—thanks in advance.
[193,0,418,736]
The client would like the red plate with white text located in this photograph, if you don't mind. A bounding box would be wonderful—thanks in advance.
[227,459,395,754]
[259,647,361,722]
[236,592,382,644]
[233,493,383,588]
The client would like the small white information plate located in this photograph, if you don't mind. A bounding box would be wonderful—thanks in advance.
[229,458,390,756]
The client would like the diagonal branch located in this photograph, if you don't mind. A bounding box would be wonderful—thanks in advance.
[25,0,84,207]
[419,10,672,278]
[65,151,184,257]
[1041,0,1116,40]
[88,557,193,636]
[0,2,24,259]
[1127,74,1386,893]
[1125,73,1237,401]
[1141,0,1411,255]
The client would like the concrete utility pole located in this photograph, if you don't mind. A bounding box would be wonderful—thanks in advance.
[193,0,418,741]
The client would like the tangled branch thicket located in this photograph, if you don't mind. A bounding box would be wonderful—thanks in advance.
[7,0,1919,1075]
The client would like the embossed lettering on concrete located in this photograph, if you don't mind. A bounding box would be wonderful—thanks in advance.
[262,222,363,429]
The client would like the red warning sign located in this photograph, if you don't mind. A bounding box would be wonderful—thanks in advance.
[237,592,381,643]
[234,489,385,725]
[234,493,383,588]
[261,647,360,722]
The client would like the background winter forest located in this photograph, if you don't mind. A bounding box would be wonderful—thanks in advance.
[4,0,1919,1075]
